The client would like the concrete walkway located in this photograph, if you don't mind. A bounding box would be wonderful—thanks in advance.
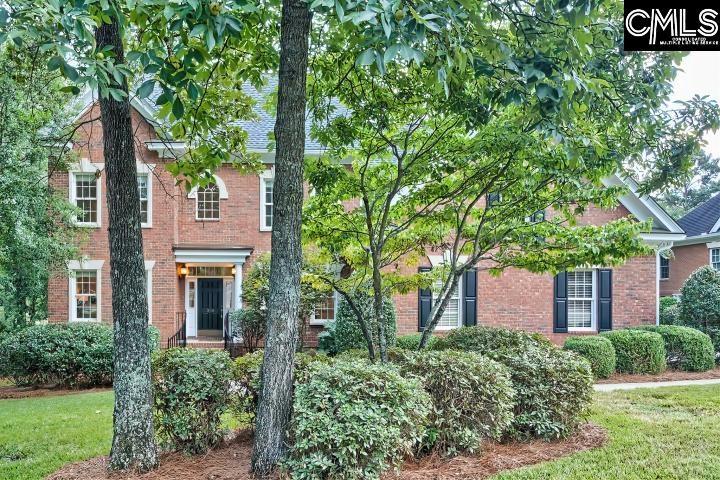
[594,378,720,392]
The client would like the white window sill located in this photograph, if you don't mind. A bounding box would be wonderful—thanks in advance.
[435,325,461,331]
[69,318,101,323]
[195,218,220,222]
[568,327,596,333]
[309,319,332,326]
[259,226,272,232]
[74,222,101,228]
[141,223,152,228]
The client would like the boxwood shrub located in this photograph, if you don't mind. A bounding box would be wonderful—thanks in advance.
[435,326,593,440]
[284,359,431,480]
[396,350,514,455]
[333,293,397,353]
[563,336,616,379]
[153,348,233,454]
[395,333,442,351]
[630,325,714,372]
[601,330,666,374]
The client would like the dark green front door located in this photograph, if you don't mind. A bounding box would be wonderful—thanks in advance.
[198,278,223,331]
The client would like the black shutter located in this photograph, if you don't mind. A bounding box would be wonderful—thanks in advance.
[418,267,432,331]
[598,269,613,331]
[554,272,568,333]
[462,268,477,326]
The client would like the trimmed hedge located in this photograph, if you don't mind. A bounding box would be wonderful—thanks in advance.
[0,323,159,387]
[680,266,720,329]
[395,333,442,351]
[153,348,233,454]
[563,336,616,379]
[284,359,431,480]
[333,293,397,353]
[601,330,666,374]
[436,326,593,440]
[396,350,514,455]
[630,325,714,372]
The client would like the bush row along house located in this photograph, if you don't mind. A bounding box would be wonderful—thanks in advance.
[47,82,686,347]
[661,194,720,296]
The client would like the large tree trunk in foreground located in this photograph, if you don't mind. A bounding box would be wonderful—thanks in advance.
[96,19,158,472]
[251,0,312,475]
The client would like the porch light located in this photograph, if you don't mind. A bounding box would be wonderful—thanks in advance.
[178,265,188,277]
[231,267,236,275]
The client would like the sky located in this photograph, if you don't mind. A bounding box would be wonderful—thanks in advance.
[670,52,720,157]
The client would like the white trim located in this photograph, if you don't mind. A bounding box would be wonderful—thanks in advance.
[68,159,103,228]
[136,164,155,228]
[187,174,229,199]
[710,216,720,234]
[174,248,252,264]
[309,290,338,326]
[677,232,720,246]
[567,269,597,333]
[259,169,274,231]
[706,241,720,249]
[710,248,720,271]
[67,259,104,323]
[656,251,661,325]
[434,277,463,331]
[145,260,155,324]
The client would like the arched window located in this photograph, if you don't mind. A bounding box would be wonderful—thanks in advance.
[196,183,220,220]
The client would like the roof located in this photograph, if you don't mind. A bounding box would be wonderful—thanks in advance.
[677,193,720,237]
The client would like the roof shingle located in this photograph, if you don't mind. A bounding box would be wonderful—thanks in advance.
[677,193,720,237]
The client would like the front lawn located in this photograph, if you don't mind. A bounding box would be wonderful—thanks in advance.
[2,385,720,479]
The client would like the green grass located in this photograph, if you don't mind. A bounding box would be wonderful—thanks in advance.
[2,385,720,479]
[0,391,113,480]
[493,385,720,479]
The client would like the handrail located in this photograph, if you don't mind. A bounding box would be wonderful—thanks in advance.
[167,312,187,349]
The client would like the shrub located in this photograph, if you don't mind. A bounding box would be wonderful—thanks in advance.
[680,266,720,329]
[317,320,338,355]
[601,330,666,374]
[437,326,593,440]
[147,325,160,352]
[333,292,397,353]
[702,327,720,364]
[230,350,331,422]
[395,333,441,351]
[152,348,233,454]
[631,325,714,372]
[659,296,680,325]
[228,309,264,353]
[563,336,616,379]
[284,359,431,480]
[0,323,113,386]
[439,326,551,356]
[397,350,514,454]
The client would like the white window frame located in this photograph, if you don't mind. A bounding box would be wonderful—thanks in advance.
[188,174,228,222]
[68,259,104,323]
[136,163,154,228]
[711,248,720,271]
[434,277,463,331]
[68,159,103,228]
[259,169,274,231]
[310,290,338,326]
[194,183,221,221]
[567,269,597,332]
[659,256,670,280]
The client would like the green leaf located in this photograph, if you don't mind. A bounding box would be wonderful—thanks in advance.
[47,56,64,71]
[355,48,375,67]
[137,80,156,99]
[172,97,185,119]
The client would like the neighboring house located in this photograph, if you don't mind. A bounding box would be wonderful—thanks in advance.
[660,193,720,296]
[48,85,685,346]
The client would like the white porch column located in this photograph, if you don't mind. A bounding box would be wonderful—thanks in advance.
[234,261,244,310]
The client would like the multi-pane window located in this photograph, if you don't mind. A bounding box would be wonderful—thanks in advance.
[187,266,234,277]
[137,174,149,225]
[660,256,670,280]
[313,293,336,323]
[567,270,594,330]
[529,210,546,223]
[263,178,274,229]
[435,281,461,329]
[74,173,98,224]
[74,270,98,321]
[196,183,220,220]
[486,192,501,208]
[712,249,720,270]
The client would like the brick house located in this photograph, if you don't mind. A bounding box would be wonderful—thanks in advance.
[47,86,685,346]
[660,194,720,297]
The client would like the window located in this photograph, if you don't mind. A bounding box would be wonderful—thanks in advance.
[73,173,99,225]
[73,270,98,321]
[529,210,545,223]
[196,183,220,220]
[312,292,336,325]
[660,256,670,280]
[712,249,720,270]
[486,192,501,208]
[260,176,274,230]
[567,270,595,330]
[137,174,150,226]
[435,280,462,329]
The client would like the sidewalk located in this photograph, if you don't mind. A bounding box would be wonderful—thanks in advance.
[594,378,720,392]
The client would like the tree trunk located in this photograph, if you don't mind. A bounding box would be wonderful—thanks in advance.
[96,19,158,472]
[371,255,388,362]
[419,272,461,349]
[251,0,311,475]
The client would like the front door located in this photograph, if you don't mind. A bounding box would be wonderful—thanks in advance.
[198,278,223,333]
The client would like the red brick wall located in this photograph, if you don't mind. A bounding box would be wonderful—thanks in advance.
[48,103,658,347]
[660,243,710,296]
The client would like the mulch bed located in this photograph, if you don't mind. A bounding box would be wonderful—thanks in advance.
[0,385,111,400]
[596,366,720,384]
[48,424,606,480]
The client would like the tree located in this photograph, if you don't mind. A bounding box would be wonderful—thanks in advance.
[0,47,77,333]
[1,0,267,471]
[656,152,720,217]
